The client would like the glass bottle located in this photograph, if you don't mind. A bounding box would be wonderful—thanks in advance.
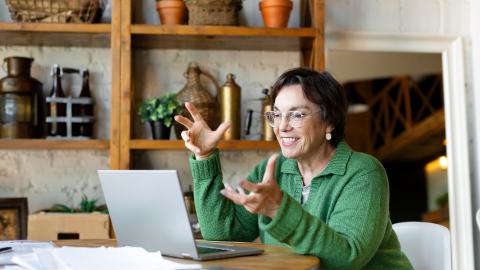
[73,69,94,137]
[47,65,66,137]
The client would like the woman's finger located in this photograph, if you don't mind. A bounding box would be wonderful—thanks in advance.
[181,130,190,142]
[262,154,278,183]
[184,140,201,153]
[185,102,204,122]
[221,188,254,205]
[239,180,261,194]
[174,115,194,129]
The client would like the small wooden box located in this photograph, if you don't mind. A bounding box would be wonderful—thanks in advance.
[27,212,109,240]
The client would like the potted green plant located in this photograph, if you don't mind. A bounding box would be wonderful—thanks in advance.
[138,92,184,139]
[28,195,110,240]
[49,195,108,214]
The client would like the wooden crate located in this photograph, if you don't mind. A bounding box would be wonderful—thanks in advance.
[27,212,109,240]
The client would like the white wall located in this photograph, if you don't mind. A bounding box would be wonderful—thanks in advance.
[327,51,442,83]
[469,0,480,266]
[0,2,11,22]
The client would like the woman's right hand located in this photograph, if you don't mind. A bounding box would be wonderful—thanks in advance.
[174,102,231,160]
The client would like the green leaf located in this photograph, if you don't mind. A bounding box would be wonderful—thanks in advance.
[80,194,98,213]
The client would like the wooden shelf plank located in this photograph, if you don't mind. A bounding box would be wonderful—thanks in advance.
[0,139,109,150]
[131,25,316,37]
[130,140,279,150]
[131,25,315,51]
[0,22,111,47]
[0,22,111,33]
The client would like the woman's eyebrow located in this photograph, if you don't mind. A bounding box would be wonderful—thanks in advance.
[273,105,310,111]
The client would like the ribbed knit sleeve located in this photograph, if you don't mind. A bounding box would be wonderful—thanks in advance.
[189,149,259,241]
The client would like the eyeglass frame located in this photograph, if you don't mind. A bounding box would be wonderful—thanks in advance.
[264,110,322,128]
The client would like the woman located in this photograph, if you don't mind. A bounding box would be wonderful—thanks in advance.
[174,68,413,269]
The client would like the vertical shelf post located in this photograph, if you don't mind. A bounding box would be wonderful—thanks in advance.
[109,0,122,169]
[119,0,133,169]
[313,0,325,71]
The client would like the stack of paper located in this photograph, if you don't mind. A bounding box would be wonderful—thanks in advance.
[0,241,55,265]
[3,246,201,270]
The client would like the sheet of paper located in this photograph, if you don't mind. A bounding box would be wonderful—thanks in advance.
[0,241,55,265]
[53,246,201,270]
[8,246,201,270]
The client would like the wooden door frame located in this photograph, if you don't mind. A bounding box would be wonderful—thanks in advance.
[326,32,474,270]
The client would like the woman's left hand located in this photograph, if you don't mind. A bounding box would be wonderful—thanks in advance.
[220,154,283,219]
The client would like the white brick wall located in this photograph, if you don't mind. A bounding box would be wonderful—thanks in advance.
[0,150,109,212]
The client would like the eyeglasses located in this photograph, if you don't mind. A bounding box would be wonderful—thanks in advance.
[264,110,321,128]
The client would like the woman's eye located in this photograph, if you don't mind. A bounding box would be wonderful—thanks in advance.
[291,112,303,120]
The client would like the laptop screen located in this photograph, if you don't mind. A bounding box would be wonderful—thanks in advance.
[98,170,199,258]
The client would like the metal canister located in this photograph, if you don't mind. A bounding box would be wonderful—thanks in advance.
[219,73,241,140]
[261,88,274,141]
[0,56,43,138]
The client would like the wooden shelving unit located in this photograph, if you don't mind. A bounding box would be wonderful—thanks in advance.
[116,0,324,169]
[0,0,323,170]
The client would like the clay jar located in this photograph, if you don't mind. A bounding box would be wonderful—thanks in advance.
[259,0,293,28]
[156,0,186,25]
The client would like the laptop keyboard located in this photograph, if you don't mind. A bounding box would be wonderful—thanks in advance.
[197,246,231,254]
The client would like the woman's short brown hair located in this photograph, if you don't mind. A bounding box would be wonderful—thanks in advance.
[270,67,347,147]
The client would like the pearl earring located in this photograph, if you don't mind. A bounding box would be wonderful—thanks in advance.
[326,132,332,141]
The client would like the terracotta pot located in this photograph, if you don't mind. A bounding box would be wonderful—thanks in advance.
[156,0,186,25]
[259,0,293,28]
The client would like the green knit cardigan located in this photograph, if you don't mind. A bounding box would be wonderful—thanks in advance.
[189,141,413,270]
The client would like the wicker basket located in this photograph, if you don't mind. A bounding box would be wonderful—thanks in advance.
[186,0,242,26]
[5,0,104,23]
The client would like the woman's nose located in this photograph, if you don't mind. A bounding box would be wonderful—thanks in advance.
[278,115,292,131]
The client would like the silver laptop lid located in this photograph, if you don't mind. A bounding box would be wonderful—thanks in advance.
[98,170,199,258]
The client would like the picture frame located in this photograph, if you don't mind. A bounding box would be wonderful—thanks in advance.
[0,198,28,240]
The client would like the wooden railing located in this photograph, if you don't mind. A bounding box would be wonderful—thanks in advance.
[345,74,445,160]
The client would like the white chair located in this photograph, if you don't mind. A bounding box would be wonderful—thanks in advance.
[476,209,480,232]
[393,222,451,270]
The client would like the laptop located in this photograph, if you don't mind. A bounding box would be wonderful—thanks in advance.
[97,170,263,261]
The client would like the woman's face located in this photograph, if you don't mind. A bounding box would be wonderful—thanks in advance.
[272,84,333,160]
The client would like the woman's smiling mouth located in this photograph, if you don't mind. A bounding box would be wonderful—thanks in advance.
[281,137,299,147]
